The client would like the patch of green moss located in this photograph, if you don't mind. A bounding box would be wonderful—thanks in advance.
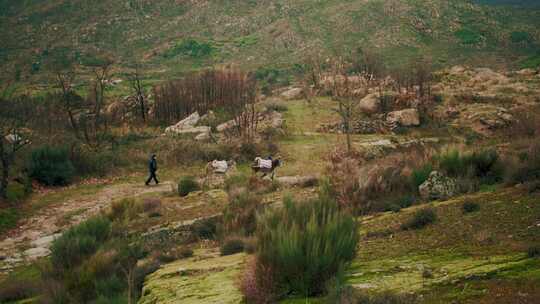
[139,250,245,304]
[347,251,529,292]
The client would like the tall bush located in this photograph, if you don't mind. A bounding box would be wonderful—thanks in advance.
[411,164,432,188]
[221,191,261,236]
[178,176,200,197]
[437,149,503,184]
[253,194,358,298]
[51,216,111,270]
[29,146,75,186]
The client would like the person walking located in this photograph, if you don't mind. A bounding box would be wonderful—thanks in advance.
[145,154,159,185]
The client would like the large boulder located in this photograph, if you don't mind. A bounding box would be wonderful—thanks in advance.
[471,68,509,85]
[357,93,381,114]
[165,112,202,134]
[281,87,303,100]
[419,171,459,201]
[195,131,211,141]
[168,126,211,135]
[269,111,284,129]
[216,119,237,133]
[386,108,420,127]
[516,68,536,77]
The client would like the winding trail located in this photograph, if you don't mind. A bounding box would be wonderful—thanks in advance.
[0,181,173,276]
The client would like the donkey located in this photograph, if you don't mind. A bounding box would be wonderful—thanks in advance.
[252,157,282,180]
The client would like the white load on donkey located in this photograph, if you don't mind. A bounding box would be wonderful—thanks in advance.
[252,156,282,180]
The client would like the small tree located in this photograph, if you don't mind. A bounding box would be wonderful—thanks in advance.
[45,48,86,142]
[127,63,148,123]
[79,54,115,149]
[253,194,358,297]
[117,243,144,304]
[330,59,367,153]
[0,94,33,200]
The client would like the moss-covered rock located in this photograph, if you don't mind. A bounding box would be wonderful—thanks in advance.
[139,250,245,304]
[348,251,534,293]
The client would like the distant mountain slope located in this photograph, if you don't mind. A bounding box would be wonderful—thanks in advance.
[475,0,540,6]
[1,0,539,81]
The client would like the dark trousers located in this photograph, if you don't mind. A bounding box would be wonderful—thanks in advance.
[146,171,159,185]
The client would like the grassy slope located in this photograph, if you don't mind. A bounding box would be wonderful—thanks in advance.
[1,0,540,84]
[136,97,539,303]
[137,186,540,304]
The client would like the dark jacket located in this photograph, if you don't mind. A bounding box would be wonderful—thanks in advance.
[149,157,157,173]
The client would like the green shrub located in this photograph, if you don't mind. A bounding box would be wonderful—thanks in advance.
[29,145,75,186]
[385,196,414,213]
[177,247,194,259]
[507,146,540,184]
[108,198,143,221]
[163,39,214,58]
[238,141,259,162]
[528,246,540,258]
[51,216,111,270]
[220,237,245,256]
[190,218,217,240]
[0,207,20,234]
[462,201,480,214]
[455,28,482,44]
[265,102,288,112]
[255,194,358,296]
[438,150,467,177]
[221,191,261,236]
[91,269,124,299]
[5,183,26,204]
[468,150,503,184]
[411,164,432,188]
[71,149,125,177]
[437,149,503,184]
[224,173,249,192]
[156,247,194,263]
[178,176,200,197]
[0,277,39,303]
[401,208,437,230]
[510,31,532,44]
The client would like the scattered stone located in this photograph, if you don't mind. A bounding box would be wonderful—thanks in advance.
[471,68,509,85]
[165,112,204,134]
[386,108,420,127]
[31,233,61,248]
[24,247,51,260]
[269,111,284,128]
[357,93,381,114]
[217,119,237,132]
[419,171,459,201]
[195,131,211,141]
[516,68,536,76]
[281,87,303,100]
[449,65,466,75]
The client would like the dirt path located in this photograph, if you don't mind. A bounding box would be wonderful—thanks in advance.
[0,181,174,276]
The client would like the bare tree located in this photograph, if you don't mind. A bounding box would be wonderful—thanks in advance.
[330,59,367,153]
[127,63,147,123]
[0,95,33,200]
[45,48,86,142]
[79,56,114,149]
[118,243,143,304]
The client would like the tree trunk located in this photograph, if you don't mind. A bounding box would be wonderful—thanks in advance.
[0,140,9,200]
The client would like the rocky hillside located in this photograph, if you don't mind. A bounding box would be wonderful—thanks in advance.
[1,0,540,81]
